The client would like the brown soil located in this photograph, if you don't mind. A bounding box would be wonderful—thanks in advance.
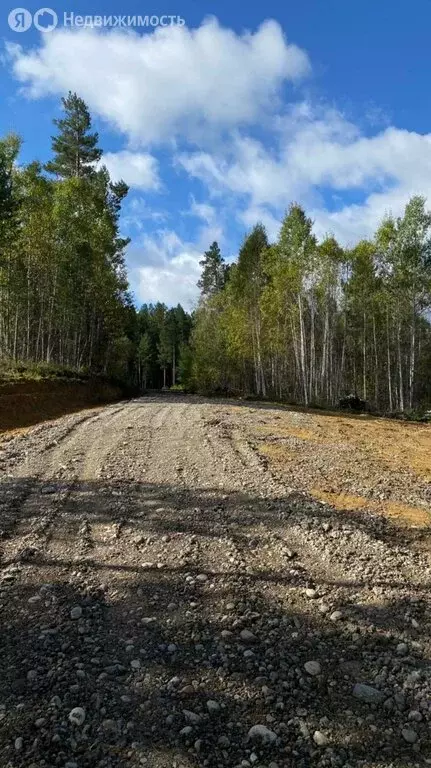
[0,379,123,434]
[0,396,430,768]
[229,405,431,531]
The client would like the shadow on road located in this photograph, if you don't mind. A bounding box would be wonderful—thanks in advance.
[0,474,430,766]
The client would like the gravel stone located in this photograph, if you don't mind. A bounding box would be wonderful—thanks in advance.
[68,707,86,726]
[330,610,343,621]
[352,683,385,704]
[304,660,321,676]
[247,724,277,744]
[1,396,430,768]
[401,727,418,743]
[313,730,329,746]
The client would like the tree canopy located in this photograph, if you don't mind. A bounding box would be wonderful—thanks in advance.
[45,92,103,179]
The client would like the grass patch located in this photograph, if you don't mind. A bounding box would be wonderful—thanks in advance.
[0,360,90,385]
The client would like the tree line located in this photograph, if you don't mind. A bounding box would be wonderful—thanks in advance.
[188,202,431,413]
[136,303,192,390]
[1,92,430,412]
[0,92,194,388]
[0,93,134,377]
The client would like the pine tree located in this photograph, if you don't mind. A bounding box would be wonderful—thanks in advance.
[45,92,102,179]
[198,241,227,299]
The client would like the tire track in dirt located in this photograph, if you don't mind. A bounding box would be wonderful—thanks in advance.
[1,396,431,768]
[0,403,130,568]
[39,401,145,565]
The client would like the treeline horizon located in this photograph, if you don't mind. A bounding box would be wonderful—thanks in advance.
[187,201,431,414]
[1,93,430,413]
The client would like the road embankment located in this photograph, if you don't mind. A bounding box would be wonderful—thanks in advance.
[0,377,123,433]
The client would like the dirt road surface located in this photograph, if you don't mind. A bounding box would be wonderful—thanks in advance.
[0,395,430,768]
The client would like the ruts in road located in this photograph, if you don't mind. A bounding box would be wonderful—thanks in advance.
[0,395,430,768]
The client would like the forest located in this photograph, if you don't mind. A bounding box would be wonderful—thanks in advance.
[1,93,430,413]
[0,92,190,391]
[0,93,132,378]
[191,205,431,414]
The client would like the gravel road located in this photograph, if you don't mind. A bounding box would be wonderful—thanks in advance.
[0,395,430,768]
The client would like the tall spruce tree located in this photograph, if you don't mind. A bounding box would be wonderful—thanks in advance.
[45,92,102,179]
[198,241,227,299]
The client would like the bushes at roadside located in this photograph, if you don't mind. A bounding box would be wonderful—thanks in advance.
[0,360,90,384]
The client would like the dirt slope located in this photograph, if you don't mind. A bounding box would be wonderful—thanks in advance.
[0,378,122,433]
[0,395,430,768]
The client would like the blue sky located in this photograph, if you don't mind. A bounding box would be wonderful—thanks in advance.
[1,1,431,308]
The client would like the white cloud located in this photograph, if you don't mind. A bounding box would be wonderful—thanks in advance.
[188,197,217,224]
[178,104,431,243]
[7,17,431,263]
[7,19,310,146]
[102,151,160,189]
[310,184,427,245]
[239,206,281,241]
[126,197,167,221]
[127,214,229,308]
[122,197,168,234]
[129,230,203,309]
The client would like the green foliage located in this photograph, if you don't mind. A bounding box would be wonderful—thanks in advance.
[0,95,133,386]
[198,241,229,300]
[188,293,236,394]
[138,333,151,364]
[0,134,21,261]
[178,343,194,389]
[45,92,102,179]
[0,360,90,384]
[2,96,430,413]
[190,200,431,412]
[108,334,134,380]
[133,303,193,390]
[157,325,171,368]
